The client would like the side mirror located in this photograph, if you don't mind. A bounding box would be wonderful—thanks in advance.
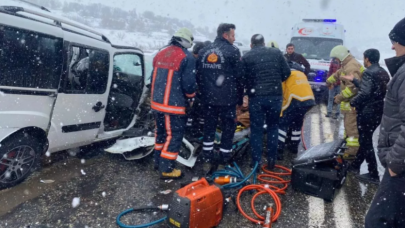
[133,61,141,66]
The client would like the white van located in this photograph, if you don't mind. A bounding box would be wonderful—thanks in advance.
[0,3,145,188]
[289,19,345,92]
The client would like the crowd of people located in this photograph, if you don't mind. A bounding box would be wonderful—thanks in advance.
[148,17,405,227]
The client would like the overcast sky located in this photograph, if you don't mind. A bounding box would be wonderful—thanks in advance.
[74,0,405,59]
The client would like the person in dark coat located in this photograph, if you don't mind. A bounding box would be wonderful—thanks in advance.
[342,49,390,184]
[284,43,311,75]
[186,40,212,138]
[365,17,405,228]
[242,34,291,169]
[196,23,244,168]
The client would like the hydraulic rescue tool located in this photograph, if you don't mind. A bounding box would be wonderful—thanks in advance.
[117,162,292,228]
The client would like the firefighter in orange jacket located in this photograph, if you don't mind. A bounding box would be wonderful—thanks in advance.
[151,28,196,179]
[277,61,315,159]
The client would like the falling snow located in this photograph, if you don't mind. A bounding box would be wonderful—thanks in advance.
[72,197,80,208]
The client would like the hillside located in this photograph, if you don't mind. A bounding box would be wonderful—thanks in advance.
[18,0,213,51]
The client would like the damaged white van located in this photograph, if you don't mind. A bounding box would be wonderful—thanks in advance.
[0,3,145,189]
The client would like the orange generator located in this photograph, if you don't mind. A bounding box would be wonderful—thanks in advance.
[167,178,224,228]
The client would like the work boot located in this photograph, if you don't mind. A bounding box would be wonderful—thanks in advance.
[267,159,276,170]
[334,113,340,119]
[325,113,331,118]
[160,169,183,180]
[356,173,380,185]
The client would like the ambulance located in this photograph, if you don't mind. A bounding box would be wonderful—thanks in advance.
[289,19,345,94]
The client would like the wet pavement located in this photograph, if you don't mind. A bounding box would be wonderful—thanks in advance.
[0,104,379,228]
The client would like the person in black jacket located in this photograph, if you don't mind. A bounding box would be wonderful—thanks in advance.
[196,23,244,167]
[284,43,311,75]
[242,34,291,170]
[342,49,390,184]
[186,40,212,138]
[365,17,405,228]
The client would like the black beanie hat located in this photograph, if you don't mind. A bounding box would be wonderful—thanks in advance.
[389,17,405,46]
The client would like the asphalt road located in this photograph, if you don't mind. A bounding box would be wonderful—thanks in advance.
[0,104,379,228]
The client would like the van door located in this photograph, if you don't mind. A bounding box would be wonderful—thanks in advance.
[47,42,110,152]
[0,19,63,137]
[102,52,144,132]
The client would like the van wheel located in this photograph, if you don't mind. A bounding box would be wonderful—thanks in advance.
[0,134,42,189]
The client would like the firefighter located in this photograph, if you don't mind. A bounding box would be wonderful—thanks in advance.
[326,45,364,160]
[196,23,244,168]
[277,61,316,160]
[151,28,196,179]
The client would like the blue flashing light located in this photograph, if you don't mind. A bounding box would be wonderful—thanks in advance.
[324,19,337,23]
[315,70,326,81]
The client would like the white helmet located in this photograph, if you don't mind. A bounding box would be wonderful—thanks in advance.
[330,45,350,62]
[174,28,194,49]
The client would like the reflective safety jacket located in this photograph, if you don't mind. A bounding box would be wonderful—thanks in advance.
[281,70,315,116]
[151,44,196,115]
[326,55,365,114]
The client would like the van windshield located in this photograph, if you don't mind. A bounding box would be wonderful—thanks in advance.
[291,37,343,60]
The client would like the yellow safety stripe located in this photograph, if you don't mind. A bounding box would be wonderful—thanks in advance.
[327,76,336,84]
[340,101,352,111]
[346,137,360,147]
[342,87,354,98]
[360,66,365,73]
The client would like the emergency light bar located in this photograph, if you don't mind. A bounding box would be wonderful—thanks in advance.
[303,19,337,23]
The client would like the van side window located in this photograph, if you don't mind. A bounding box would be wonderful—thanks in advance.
[0,25,63,89]
[66,46,109,94]
[113,54,143,76]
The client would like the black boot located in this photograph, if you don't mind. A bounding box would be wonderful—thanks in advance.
[325,113,331,118]
[267,158,275,170]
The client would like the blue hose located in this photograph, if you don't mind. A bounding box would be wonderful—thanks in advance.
[211,162,259,189]
[116,208,167,228]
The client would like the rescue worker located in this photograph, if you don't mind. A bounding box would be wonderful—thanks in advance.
[342,49,390,184]
[326,45,364,160]
[326,57,341,119]
[242,34,290,170]
[196,23,244,168]
[192,41,212,58]
[284,43,311,75]
[277,62,316,160]
[365,17,405,227]
[186,41,212,138]
[151,28,196,179]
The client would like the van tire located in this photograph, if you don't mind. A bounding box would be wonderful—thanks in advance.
[0,133,43,189]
